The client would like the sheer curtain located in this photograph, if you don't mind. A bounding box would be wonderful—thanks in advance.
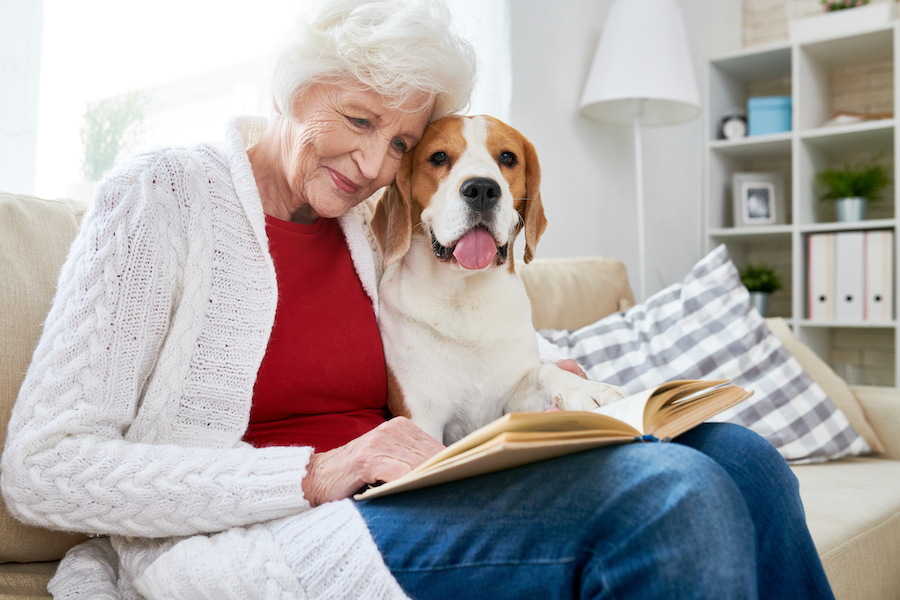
[0,0,42,195]
[448,0,512,122]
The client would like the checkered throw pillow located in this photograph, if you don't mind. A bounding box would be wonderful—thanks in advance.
[541,245,871,463]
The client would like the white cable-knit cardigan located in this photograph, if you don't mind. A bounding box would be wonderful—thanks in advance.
[0,117,410,599]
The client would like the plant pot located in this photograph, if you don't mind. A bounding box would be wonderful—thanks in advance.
[748,291,771,317]
[835,197,867,222]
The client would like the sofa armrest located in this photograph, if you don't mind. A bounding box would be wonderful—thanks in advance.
[518,257,635,331]
[850,386,900,460]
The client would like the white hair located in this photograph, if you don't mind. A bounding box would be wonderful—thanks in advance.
[271,0,477,122]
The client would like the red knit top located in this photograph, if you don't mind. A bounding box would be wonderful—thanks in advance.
[242,215,389,452]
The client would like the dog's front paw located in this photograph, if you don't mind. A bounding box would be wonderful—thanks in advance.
[555,380,628,411]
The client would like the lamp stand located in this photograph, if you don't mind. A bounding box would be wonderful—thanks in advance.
[631,99,647,303]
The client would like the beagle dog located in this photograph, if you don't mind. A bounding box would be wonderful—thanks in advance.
[372,115,626,445]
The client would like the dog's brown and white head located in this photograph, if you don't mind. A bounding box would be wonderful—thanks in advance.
[372,115,546,272]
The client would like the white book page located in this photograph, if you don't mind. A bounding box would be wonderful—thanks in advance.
[591,388,654,434]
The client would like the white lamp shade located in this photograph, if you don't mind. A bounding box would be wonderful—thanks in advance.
[580,0,700,126]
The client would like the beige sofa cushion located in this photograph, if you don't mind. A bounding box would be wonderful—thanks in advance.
[794,457,900,600]
[0,192,89,563]
[851,386,900,460]
[518,257,635,331]
[766,318,885,455]
[0,561,57,598]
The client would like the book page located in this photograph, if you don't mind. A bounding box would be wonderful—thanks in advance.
[642,380,729,415]
[652,387,753,440]
[355,432,636,500]
[590,387,655,433]
[412,410,641,474]
[353,379,751,501]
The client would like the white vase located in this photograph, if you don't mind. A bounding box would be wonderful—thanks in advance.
[748,291,770,317]
[835,197,868,222]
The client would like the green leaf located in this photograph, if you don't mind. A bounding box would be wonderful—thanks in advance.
[815,153,892,202]
[739,262,783,294]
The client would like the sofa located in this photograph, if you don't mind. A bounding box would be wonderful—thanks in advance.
[1,190,899,599]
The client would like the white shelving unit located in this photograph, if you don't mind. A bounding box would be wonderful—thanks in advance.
[703,21,899,386]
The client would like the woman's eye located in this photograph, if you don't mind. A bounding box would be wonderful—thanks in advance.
[429,151,448,166]
[499,152,517,167]
[392,138,408,153]
[351,117,369,127]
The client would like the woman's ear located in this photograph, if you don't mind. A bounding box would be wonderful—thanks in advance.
[520,137,546,264]
[372,155,414,268]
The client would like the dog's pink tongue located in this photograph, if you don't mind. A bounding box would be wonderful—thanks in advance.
[453,228,497,270]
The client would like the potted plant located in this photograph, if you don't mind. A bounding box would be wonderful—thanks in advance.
[820,0,868,10]
[739,262,783,317]
[815,155,892,222]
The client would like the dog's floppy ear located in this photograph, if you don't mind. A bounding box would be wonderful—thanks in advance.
[372,153,414,268]
[520,136,547,264]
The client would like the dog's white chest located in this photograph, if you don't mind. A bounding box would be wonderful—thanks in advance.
[379,260,541,444]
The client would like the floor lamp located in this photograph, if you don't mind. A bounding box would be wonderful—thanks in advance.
[579,0,701,302]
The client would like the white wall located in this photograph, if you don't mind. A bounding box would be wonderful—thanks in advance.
[507,0,741,298]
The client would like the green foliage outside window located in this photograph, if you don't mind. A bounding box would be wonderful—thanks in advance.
[80,91,148,182]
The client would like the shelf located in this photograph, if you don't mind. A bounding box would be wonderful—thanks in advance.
[799,219,896,234]
[800,119,895,153]
[705,23,899,386]
[800,26,893,67]
[798,319,897,330]
[709,134,792,160]
[709,225,792,242]
[710,42,791,81]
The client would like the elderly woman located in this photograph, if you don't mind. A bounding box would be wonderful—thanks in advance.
[2,1,833,599]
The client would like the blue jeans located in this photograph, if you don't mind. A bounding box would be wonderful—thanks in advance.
[357,423,834,599]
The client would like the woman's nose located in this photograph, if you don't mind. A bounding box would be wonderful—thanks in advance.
[353,138,391,181]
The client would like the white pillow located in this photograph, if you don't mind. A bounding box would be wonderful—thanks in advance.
[541,245,871,463]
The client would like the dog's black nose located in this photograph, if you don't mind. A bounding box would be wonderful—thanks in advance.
[460,178,501,213]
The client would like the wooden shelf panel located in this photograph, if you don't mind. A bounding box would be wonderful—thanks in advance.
[798,319,898,330]
[799,219,896,234]
[709,226,793,242]
[800,119,894,153]
[709,134,792,160]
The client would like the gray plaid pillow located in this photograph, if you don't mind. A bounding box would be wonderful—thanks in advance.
[541,245,871,463]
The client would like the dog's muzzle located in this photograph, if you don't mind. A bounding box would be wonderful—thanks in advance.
[430,228,509,268]
[460,177,501,215]
[429,177,510,270]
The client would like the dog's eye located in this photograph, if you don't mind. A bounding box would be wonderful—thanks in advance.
[499,152,518,167]
[429,152,449,166]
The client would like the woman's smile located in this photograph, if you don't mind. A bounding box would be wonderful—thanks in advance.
[327,167,361,194]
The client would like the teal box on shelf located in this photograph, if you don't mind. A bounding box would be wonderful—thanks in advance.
[747,96,791,136]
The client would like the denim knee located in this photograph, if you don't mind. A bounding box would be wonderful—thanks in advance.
[676,423,800,503]
[575,443,757,598]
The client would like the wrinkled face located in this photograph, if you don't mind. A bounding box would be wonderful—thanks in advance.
[374,115,545,272]
[283,84,433,221]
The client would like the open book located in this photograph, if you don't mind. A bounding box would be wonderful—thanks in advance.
[355,379,753,501]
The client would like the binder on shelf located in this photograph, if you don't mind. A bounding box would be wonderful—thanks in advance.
[864,230,894,323]
[834,231,865,322]
[808,233,833,321]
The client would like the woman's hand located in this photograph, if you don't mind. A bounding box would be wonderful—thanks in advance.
[302,417,444,506]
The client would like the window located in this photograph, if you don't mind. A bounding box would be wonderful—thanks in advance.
[16,0,510,200]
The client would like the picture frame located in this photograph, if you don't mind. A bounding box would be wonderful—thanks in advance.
[732,172,786,227]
